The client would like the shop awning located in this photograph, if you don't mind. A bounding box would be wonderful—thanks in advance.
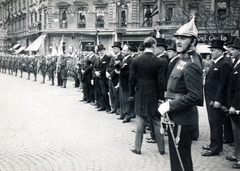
[9,44,21,51]
[14,46,26,54]
[25,34,47,51]
[196,43,211,54]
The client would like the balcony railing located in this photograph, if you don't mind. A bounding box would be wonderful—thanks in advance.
[60,20,68,29]
[78,22,86,28]
[96,22,104,28]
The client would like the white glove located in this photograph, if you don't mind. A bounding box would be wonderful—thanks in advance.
[91,79,94,85]
[106,71,110,78]
[115,69,120,74]
[158,100,170,116]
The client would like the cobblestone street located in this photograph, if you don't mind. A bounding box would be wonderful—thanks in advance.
[0,72,236,171]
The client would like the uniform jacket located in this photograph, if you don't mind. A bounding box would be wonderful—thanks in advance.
[129,51,166,117]
[167,50,203,125]
[205,56,232,107]
[227,57,240,126]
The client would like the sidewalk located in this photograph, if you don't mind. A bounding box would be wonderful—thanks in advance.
[0,71,235,171]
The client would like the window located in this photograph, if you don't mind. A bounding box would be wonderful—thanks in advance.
[96,8,104,28]
[30,14,33,24]
[39,10,42,22]
[19,1,21,11]
[143,5,153,27]
[77,7,86,28]
[60,8,68,28]
[121,9,127,27]
[217,2,227,21]
[166,4,175,22]
[35,12,37,22]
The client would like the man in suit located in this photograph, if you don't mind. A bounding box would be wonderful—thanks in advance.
[106,41,123,114]
[225,37,240,169]
[202,39,232,156]
[158,17,203,171]
[82,45,95,103]
[130,37,166,155]
[95,44,111,112]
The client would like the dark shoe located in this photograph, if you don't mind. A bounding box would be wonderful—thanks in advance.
[131,147,141,155]
[110,110,116,114]
[232,162,240,169]
[160,151,165,155]
[123,117,131,123]
[223,139,232,144]
[97,107,106,111]
[146,139,157,143]
[131,129,146,134]
[201,150,219,156]
[84,100,91,104]
[79,99,86,102]
[117,117,124,120]
[105,109,111,113]
[202,144,210,150]
[226,156,238,162]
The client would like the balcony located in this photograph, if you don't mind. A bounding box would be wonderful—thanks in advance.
[60,20,68,29]
[96,22,104,28]
[78,22,86,28]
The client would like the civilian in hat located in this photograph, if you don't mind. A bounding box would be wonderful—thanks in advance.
[137,42,145,55]
[155,38,169,64]
[82,45,96,103]
[130,37,165,155]
[116,43,136,123]
[158,17,203,171]
[95,44,111,112]
[226,37,240,169]
[225,35,237,64]
[80,45,90,102]
[202,39,232,156]
[106,41,123,114]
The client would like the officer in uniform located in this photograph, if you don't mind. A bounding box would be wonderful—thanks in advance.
[158,17,203,171]
[32,57,38,81]
[26,56,32,80]
[47,56,56,86]
[18,56,24,78]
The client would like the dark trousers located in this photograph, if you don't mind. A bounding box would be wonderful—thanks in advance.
[231,118,240,160]
[57,73,63,86]
[97,78,110,109]
[168,124,195,171]
[223,115,234,143]
[108,80,119,111]
[206,99,224,153]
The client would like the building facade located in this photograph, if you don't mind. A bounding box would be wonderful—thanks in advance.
[0,0,239,55]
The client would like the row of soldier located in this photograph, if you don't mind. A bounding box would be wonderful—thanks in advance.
[0,54,72,88]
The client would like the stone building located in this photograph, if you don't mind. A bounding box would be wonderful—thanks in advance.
[0,0,239,55]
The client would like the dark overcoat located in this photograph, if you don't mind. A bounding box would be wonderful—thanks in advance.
[129,51,166,117]
[227,58,240,126]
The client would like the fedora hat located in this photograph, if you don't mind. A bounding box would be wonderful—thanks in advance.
[225,35,236,46]
[166,39,176,51]
[209,39,226,51]
[155,38,167,48]
[97,44,106,52]
[174,16,198,38]
[232,37,240,49]
[112,41,122,50]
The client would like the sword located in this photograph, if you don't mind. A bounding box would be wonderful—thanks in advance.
[162,113,185,171]
[210,101,240,115]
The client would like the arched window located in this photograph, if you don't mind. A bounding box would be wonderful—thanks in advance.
[60,8,68,28]
[77,7,86,28]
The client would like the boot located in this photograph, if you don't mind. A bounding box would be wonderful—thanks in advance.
[34,75,37,81]
[62,80,66,88]
[27,74,30,80]
[41,76,45,84]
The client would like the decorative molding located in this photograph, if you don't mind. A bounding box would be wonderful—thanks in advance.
[56,2,71,9]
[73,1,88,6]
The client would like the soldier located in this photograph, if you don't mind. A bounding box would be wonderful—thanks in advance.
[18,56,24,78]
[13,56,19,76]
[60,55,68,88]
[26,56,32,80]
[31,57,38,81]
[39,56,47,84]
[158,17,203,171]
[47,56,56,86]
[2,57,7,73]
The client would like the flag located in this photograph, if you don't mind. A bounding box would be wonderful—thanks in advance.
[51,37,58,56]
[57,35,64,56]
[96,29,100,45]
[141,0,160,27]
[56,35,64,76]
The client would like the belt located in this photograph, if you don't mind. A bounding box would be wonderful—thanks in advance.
[164,91,184,100]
